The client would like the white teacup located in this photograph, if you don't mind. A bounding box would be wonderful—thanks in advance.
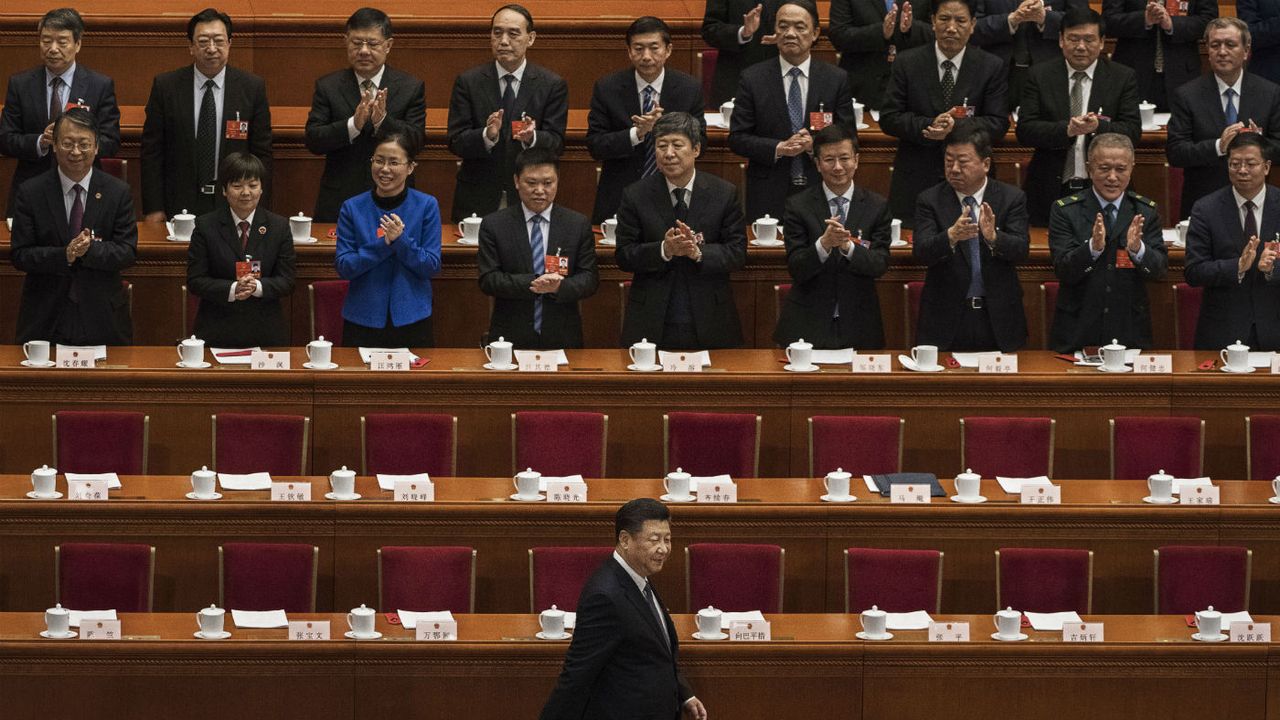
[177,335,204,366]
[664,468,692,500]
[1272,476,1280,500]
[330,465,356,497]
[191,465,217,497]
[696,606,722,637]
[994,607,1022,638]
[860,605,888,638]
[602,216,618,242]
[485,336,513,368]
[457,214,482,243]
[720,99,734,125]
[540,604,566,637]
[290,213,312,243]
[196,604,225,635]
[752,215,779,243]
[852,100,865,127]
[1195,606,1222,637]
[911,344,938,370]
[348,604,376,636]
[891,218,902,244]
[954,468,981,499]
[45,603,70,636]
[786,339,813,369]
[32,464,57,496]
[629,338,657,368]
[307,336,333,367]
[1147,470,1174,502]
[172,209,196,240]
[1101,339,1127,372]
[1221,340,1250,372]
[1176,219,1190,245]
[514,468,541,499]
[824,468,852,500]
[1139,101,1156,128]
[23,340,50,365]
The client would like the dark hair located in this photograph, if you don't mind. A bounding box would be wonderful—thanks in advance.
[615,498,670,540]
[39,8,84,42]
[219,152,266,191]
[1228,131,1272,160]
[945,123,993,160]
[932,0,975,19]
[515,146,560,175]
[187,8,233,41]
[53,106,97,141]
[651,111,702,147]
[492,4,534,32]
[373,128,420,160]
[812,123,859,156]
[779,0,821,29]
[1061,6,1105,35]
[347,7,392,38]
[626,16,672,46]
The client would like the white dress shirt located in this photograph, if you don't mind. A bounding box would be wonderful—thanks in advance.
[1234,185,1267,282]
[194,66,227,163]
[935,45,967,81]
[227,208,264,301]
[781,55,812,111]
[522,202,555,265]
[1065,60,1098,181]
[816,183,857,262]
[38,62,76,157]
[58,167,91,221]
[1215,73,1245,156]
[630,70,666,146]
[346,64,387,142]
[485,60,538,150]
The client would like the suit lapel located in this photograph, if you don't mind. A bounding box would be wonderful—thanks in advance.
[951,53,981,110]
[1082,62,1103,115]
[245,213,271,259]
[1261,187,1280,244]
[925,50,947,112]
[221,211,246,258]
[1111,194,1137,246]
[67,66,89,114]
[45,172,70,244]
[511,207,536,273]
[1201,76,1227,127]
[612,561,672,657]
[624,73,643,118]
[79,172,106,234]
[513,66,536,119]
[480,63,502,115]
[651,175,678,229]
[1239,74,1266,128]
[805,63,827,114]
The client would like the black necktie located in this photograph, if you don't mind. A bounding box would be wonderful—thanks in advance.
[941,60,956,106]
[501,74,517,126]
[643,580,670,647]
[49,76,64,124]
[1104,203,1117,236]
[1244,200,1259,262]
[672,188,688,223]
[197,79,218,187]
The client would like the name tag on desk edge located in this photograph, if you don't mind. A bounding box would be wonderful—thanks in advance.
[979,354,1018,373]
[371,351,413,372]
[250,350,291,370]
[67,479,108,501]
[890,484,931,504]
[1271,356,1280,374]
[55,347,96,369]
[518,353,559,372]
[1230,622,1271,643]
[1020,484,1061,505]
[929,621,969,642]
[1063,622,1105,642]
[393,480,435,502]
[271,482,312,502]
[1182,485,1220,505]
[288,620,330,641]
[662,354,703,373]
[730,621,771,641]
[416,620,458,641]
[547,481,589,503]
[1133,354,1171,373]
[82,620,122,640]
[852,354,891,373]
[698,482,737,503]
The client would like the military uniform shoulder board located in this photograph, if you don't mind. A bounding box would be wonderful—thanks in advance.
[1056,195,1083,207]
[1126,190,1157,207]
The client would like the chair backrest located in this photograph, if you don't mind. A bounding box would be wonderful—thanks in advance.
[1039,282,1058,350]
[960,417,1055,478]
[699,49,718,107]
[219,543,318,612]
[685,543,784,613]
[212,413,310,475]
[1172,283,1201,351]
[512,412,608,477]
[57,543,155,612]
[1246,415,1280,480]
[664,412,761,478]
[1110,416,1204,479]
[996,548,1093,613]
[618,281,631,334]
[773,283,791,321]
[53,411,149,474]
[1167,166,1184,223]
[378,546,476,613]
[844,548,943,614]
[809,416,904,477]
[1154,546,1251,614]
[903,281,924,348]
[181,284,200,336]
[362,414,457,476]
[309,280,350,345]
[98,157,127,181]
[528,546,614,612]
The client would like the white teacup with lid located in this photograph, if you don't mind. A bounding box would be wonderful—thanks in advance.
[44,603,72,638]
[629,338,657,369]
[1221,340,1250,373]
[172,209,196,240]
[1139,101,1156,128]
[290,212,313,243]
[457,213,482,243]
[514,468,542,500]
[306,336,333,368]
[696,605,723,638]
[1101,338,1128,372]
[993,606,1023,640]
[824,467,853,501]
[601,215,619,242]
[177,335,205,366]
[954,468,982,500]
[31,464,57,497]
[720,98,735,125]
[752,215,780,243]
[786,338,814,370]
[539,604,567,638]
[190,465,217,498]
[1147,469,1174,503]
[196,604,226,637]
[485,336,513,368]
[1195,605,1223,640]
[347,603,377,637]
[664,468,692,501]
[859,605,890,640]
[329,465,357,499]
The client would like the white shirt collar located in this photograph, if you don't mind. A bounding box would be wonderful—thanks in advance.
[194,65,227,89]
[1092,187,1120,209]
[780,55,812,79]
[354,64,387,88]
[955,179,989,207]
[231,208,256,227]
[823,183,855,204]
[612,551,648,593]
[935,44,966,71]
[522,203,553,223]
[45,62,76,87]
[1233,185,1266,207]
[58,167,91,196]
[636,69,665,95]
[665,170,697,198]
[1215,73,1244,98]
[496,59,528,83]
[1067,59,1099,81]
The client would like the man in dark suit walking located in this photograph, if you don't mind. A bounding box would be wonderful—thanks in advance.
[304,7,426,223]
[617,112,747,350]
[1102,0,1217,111]
[729,0,856,222]
[880,0,1009,225]
[540,498,707,720]
[702,0,781,106]
[973,0,1085,103]
[10,108,136,345]
[141,8,272,223]
[829,0,933,111]
[478,147,599,349]
[447,4,568,222]
[1167,17,1280,219]
[0,8,120,217]
[1016,7,1142,226]
[586,16,706,224]
[1238,0,1280,86]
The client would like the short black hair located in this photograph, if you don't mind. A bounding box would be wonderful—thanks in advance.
[373,128,420,160]
[626,16,672,46]
[1061,6,1105,35]
[1228,131,1272,160]
[347,7,392,38]
[779,0,821,29]
[53,106,97,141]
[219,152,266,191]
[187,8,233,41]
[812,123,859,157]
[615,498,671,541]
[932,0,975,19]
[652,111,702,148]
[39,8,85,42]
[492,4,534,32]
[515,146,560,176]
[945,122,993,160]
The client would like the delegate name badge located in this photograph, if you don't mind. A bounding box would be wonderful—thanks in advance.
[56,348,95,369]
[979,354,1018,373]
[288,620,330,641]
[393,480,435,502]
[251,350,291,370]
[809,111,833,131]
[544,254,569,277]
[1063,622,1105,643]
[662,353,702,373]
[416,620,458,641]
[82,620,122,640]
[730,621,771,642]
[511,117,533,136]
[518,352,558,372]
[699,482,738,503]
[890,484,931,504]
[67,479,108,501]
[1165,0,1188,15]
[1020,484,1061,505]
[1230,622,1271,643]
[1133,354,1172,373]
[928,621,969,642]
[547,481,588,503]
[271,482,312,502]
[1182,484,1220,506]
[852,354,891,373]
[371,351,413,372]
[1115,247,1135,269]
[235,259,262,278]
[225,119,249,140]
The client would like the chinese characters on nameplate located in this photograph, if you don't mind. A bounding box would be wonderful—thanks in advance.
[1230,622,1271,643]
[698,483,737,503]
[1019,484,1061,505]
[1063,622,1104,642]
[1133,354,1171,373]
[1182,485,1220,506]
[978,354,1018,373]
[416,621,458,641]
[729,621,771,641]
[250,350,291,370]
[271,482,312,502]
[547,481,588,503]
[890,484,930,504]
[55,348,95,369]
[288,621,331,641]
[928,622,969,642]
[518,353,558,372]
[851,354,891,373]
[393,480,435,502]
[67,479,108,501]
[371,351,412,372]
[82,620,122,640]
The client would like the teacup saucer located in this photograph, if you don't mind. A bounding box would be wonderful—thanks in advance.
[292,237,320,245]
[176,361,212,369]
[185,492,222,500]
[1268,497,1280,505]
[1221,365,1256,374]
[535,631,571,640]
[510,493,545,502]
[692,631,728,641]
[897,355,944,372]
[1097,365,1133,373]
[820,494,857,503]
[1142,496,1178,505]
[194,630,231,640]
[1141,124,1161,132]
[325,492,361,501]
[1192,632,1227,642]
[597,238,617,247]
[749,239,784,247]
[856,631,893,641]
[40,630,77,639]
[26,491,62,499]
[890,239,909,248]
[166,235,191,243]
[990,632,1029,642]
[484,363,518,371]
[455,238,479,246]
[20,360,55,368]
[660,494,695,503]
[627,363,662,372]
[303,362,338,370]
[344,630,382,640]
[784,364,820,373]
[951,495,987,504]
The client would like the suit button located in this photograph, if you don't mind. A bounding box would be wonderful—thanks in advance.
[1103,307,1109,314]
[1105,286,1111,293]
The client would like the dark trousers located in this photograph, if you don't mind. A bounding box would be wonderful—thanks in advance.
[342,313,434,348]
[949,305,999,352]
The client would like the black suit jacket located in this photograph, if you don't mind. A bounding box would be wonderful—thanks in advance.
[586,69,706,224]
[304,65,426,222]
[1184,185,1280,349]
[829,0,934,110]
[447,61,568,222]
[1103,0,1217,108]
[880,44,1010,224]
[701,0,781,105]
[186,207,296,347]
[1167,72,1280,219]
[974,0,1084,99]
[0,64,121,216]
[539,557,692,720]
[141,65,272,219]
[1048,189,1168,351]
[913,178,1030,351]
[1239,0,1280,86]
[1016,57,1143,226]
[477,204,599,349]
[729,58,856,221]
[10,168,136,344]
[774,184,892,348]
[617,172,747,349]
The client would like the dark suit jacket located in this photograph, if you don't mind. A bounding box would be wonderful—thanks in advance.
[477,204,600,349]
[0,64,121,216]
[141,65,272,219]
[1167,72,1280,219]
[304,65,426,223]
[447,61,568,222]
[774,184,892,348]
[913,178,1030,351]
[539,557,692,720]
[186,207,296,347]
[10,168,136,344]
[1239,0,1280,86]
[974,0,1085,99]
[880,44,1010,224]
[828,0,934,110]
[701,0,781,105]
[729,57,856,221]
[1016,57,1143,226]
[586,68,706,224]
[1048,189,1168,351]
[1103,0,1217,108]
[1184,184,1280,349]
[616,172,747,349]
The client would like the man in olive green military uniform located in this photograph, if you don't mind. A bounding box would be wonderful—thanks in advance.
[1047,132,1167,353]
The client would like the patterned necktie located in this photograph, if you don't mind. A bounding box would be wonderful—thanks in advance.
[197,79,218,187]
[672,188,688,223]
[941,60,956,106]
[641,85,657,177]
[1244,200,1258,249]
[963,196,984,297]
[1225,88,1238,126]
[787,66,805,180]
[69,184,84,237]
[49,76,64,124]
[1154,31,1164,74]
[831,196,849,227]
[529,214,545,334]
[643,580,670,647]
[238,220,250,253]
[1065,71,1088,180]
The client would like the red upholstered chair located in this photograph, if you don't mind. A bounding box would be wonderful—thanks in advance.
[56,543,155,612]
[1039,282,1058,349]
[698,50,718,107]
[181,284,200,336]
[1172,283,1202,350]
[378,546,476,613]
[685,543,784,613]
[528,546,614,612]
[809,416,904,476]
[219,543,318,612]
[122,279,133,317]
[664,412,761,478]
[995,548,1093,613]
[362,414,457,476]
[844,548,943,613]
[512,412,609,477]
[774,283,791,320]
[1246,415,1280,480]
[98,157,127,181]
[960,417,1055,478]
[1167,167,1184,222]
[212,413,310,475]
[1110,416,1204,479]
[309,280,349,345]
[903,281,924,347]
[1154,546,1252,614]
[53,411,149,474]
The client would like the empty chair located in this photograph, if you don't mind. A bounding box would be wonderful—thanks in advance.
[809,416,904,476]
[960,417,1055,478]
[844,548,943,613]
[903,281,924,347]
[309,280,350,345]
[219,543,318,612]
[53,411,149,474]
[1172,282,1201,351]
[212,413,310,475]
[664,412,761,478]
[1154,546,1251,614]
[529,546,614,612]
[996,548,1093,613]
[685,543,784,613]
[773,283,791,319]
[98,157,127,181]
[378,546,476,613]
[56,543,155,612]
[1110,417,1204,479]
[362,414,457,476]
[512,412,608,477]
[1246,415,1280,480]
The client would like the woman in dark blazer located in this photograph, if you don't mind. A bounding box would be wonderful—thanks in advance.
[186,152,295,347]
[335,130,442,347]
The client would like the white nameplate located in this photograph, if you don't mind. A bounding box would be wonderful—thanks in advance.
[1181,484,1220,506]
[1133,354,1172,373]
[698,482,737,503]
[662,353,703,373]
[1063,622,1105,642]
[250,350,291,370]
[67,479,108,501]
[1272,356,1280,374]
[890,484,931,504]
[729,620,771,641]
[370,351,412,372]
[55,347,96,369]
[288,620,330,641]
[547,481,589,503]
[81,620,122,640]
[1230,622,1271,643]
[518,352,559,372]
[852,354,892,373]
[1020,484,1061,505]
[271,482,312,502]
[415,620,458,641]
[979,353,1018,373]
[928,621,969,642]
[393,480,435,502]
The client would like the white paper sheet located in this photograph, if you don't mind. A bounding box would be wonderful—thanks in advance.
[1025,611,1081,631]
[514,349,569,366]
[65,472,122,489]
[358,347,421,363]
[1172,477,1212,495]
[1152,112,1171,127]
[949,352,987,368]
[377,473,430,491]
[217,472,273,490]
[863,475,880,492]
[56,344,107,360]
[1219,611,1253,627]
[869,109,880,123]
[397,610,455,630]
[68,610,117,628]
[1162,229,1183,247]
[886,611,933,630]
[658,350,711,367]
[811,349,855,364]
[691,475,733,491]
[720,610,766,630]
[703,112,729,129]
[1249,352,1275,368]
[539,475,585,491]
[210,347,261,364]
[996,476,1052,494]
[231,609,288,628]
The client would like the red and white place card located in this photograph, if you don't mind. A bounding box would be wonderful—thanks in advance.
[1020,484,1061,505]
[81,620,122,640]
[1063,622,1105,642]
[416,620,458,641]
[271,482,312,502]
[518,352,559,372]
[370,351,412,372]
[698,481,737,503]
[56,347,96,369]
[890,484,931,504]
[250,350,291,370]
[1230,622,1271,643]
[67,479,108,501]
[1133,354,1172,373]
[928,621,969,642]
[979,353,1018,373]
[1181,485,1220,506]
[288,620,330,641]
[729,620,771,641]
[547,481,588,503]
[852,354,891,373]
[393,480,435,502]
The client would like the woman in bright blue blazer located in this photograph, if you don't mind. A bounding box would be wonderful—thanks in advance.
[335,130,442,347]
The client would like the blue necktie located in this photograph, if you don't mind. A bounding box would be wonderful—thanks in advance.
[530,214,545,334]
[963,196,985,298]
[1225,88,1238,126]
[787,66,805,181]
[641,85,657,177]
[885,0,894,12]
[831,196,848,227]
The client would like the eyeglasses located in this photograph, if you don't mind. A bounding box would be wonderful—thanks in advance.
[1229,160,1267,171]
[371,157,408,169]
[57,139,94,152]
[348,38,386,51]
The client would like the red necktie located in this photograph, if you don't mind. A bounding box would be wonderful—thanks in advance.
[239,220,250,253]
